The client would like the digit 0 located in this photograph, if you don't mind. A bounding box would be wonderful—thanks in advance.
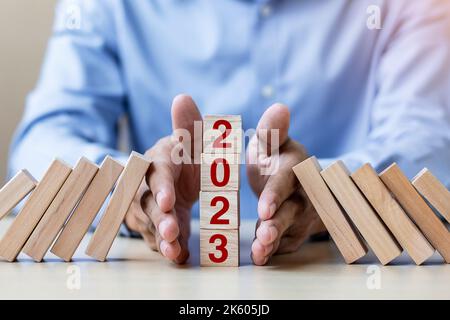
[209,233,228,263]
[212,119,232,149]
[211,158,230,187]
[210,196,230,225]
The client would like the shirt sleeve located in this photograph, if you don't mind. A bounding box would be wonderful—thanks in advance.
[320,0,450,189]
[8,0,128,180]
[8,0,132,234]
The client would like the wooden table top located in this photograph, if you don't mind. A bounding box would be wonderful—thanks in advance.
[0,218,448,299]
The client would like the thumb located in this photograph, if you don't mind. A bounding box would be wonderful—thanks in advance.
[256,103,290,152]
[171,94,202,134]
[171,94,203,160]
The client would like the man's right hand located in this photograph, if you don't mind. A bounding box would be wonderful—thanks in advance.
[125,94,202,264]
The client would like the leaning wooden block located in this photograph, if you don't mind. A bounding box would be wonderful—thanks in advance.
[85,152,151,261]
[352,163,434,265]
[200,229,239,267]
[203,115,242,154]
[292,157,367,264]
[0,159,72,262]
[22,157,98,262]
[412,168,450,224]
[200,191,239,230]
[380,163,450,263]
[0,170,37,220]
[321,161,402,265]
[201,153,240,191]
[51,156,124,261]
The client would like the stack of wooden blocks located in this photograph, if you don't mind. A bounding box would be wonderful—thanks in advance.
[200,115,242,267]
[0,152,150,262]
[293,157,450,265]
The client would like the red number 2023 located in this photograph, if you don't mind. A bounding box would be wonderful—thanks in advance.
[211,158,230,187]
[212,119,232,149]
[210,196,230,225]
[209,233,228,263]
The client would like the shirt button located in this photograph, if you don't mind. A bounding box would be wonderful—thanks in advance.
[260,4,272,17]
[261,85,275,99]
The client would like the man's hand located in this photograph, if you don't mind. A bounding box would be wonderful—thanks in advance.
[125,94,201,264]
[247,103,326,265]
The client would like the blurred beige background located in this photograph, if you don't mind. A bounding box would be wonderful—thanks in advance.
[0,0,55,183]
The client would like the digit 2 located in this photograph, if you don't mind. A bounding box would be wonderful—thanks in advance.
[210,196,230,225]
[212,119,232,149]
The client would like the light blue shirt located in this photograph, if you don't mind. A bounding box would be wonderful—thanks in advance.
[9,0,450,221]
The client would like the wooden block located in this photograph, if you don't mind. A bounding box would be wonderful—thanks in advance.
[380,163,450,263]
[22,157,98,262]
[200,229,239,267]
[85,152,151,261]
[412,168,450,224]
[50,156,124,261]
[0,159,72,262]
[352,163,434,265]
[292,157,367,264]
[201,153,240,191]
[0,170,37,220]
[321,161,402,265]
[200,191,239,230]
[203,115,242,154]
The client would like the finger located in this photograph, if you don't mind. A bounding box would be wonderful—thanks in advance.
[256,103,290,153]
[251,238,274,266]
[141,190,180,244]
[159,238,182,260]
[146,157,177,213]
[171,94,203,159]
[273,204,321,256]
[258,166,298,220]
[171,94,202,136]
[256,198,299,246]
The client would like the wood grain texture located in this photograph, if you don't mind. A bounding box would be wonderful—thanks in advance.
[201,153,240,191]
[200,228,239,267]
[22,157,98,262]
[85,152,151,261]
[0,159,72,262]
[412,168,450,224]
[352,163,434,265]
[0,170,37,220]
[321,161,402,265]
[200,191,239,230]
[51,156,124,261]
[292,157,367,264]
[0,218,448,299]
[380,163,450,263]
[203,115,242,154]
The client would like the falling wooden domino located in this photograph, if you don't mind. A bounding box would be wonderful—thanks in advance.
[22,157,98,262]
[51,156,124,261]
[0,159,72,262]
[321,161,402,265]
[85,152,151,261]
[0,170,37,220]
[203,115,242,154]
[200,191,239,230]
[380,163,450,263]
[352,163,434,265]
[292,157,367,264]
[412,168,450,224]
[200,228,239,267]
